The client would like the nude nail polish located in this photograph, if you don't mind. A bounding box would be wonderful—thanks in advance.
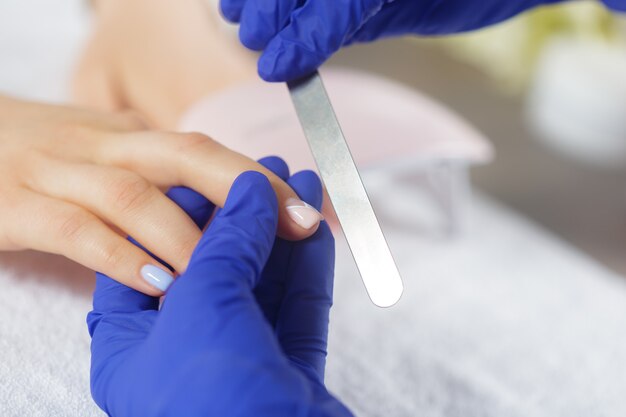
[285,198,324,230]
[141,265,174,292]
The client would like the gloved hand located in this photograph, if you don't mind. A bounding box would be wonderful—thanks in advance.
[220,0,625,82]
[87,156,353,417]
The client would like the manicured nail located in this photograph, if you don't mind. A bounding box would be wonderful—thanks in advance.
[141,264,174,292]
[285,198,324,230]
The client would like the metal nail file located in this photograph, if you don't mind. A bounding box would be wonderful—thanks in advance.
[287,71,403,308]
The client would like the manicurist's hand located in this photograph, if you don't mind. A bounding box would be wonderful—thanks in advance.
[221,0,625,82]
[0,95,322,296]
[87,157,353,417]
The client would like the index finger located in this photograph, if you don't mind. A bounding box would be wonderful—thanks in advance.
[97,131,323,241]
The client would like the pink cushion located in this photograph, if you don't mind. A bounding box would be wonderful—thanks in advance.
[178,68,493,173]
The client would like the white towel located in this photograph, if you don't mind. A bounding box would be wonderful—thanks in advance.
[327,171,626,416]
[0,253,103,416]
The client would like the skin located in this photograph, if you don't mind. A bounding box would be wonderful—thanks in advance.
[0,95,319,297]
[73,0,256,129]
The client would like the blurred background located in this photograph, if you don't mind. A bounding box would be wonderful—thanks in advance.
[329,2,626,275]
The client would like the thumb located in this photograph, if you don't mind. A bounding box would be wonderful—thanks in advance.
[258,0,385,81]
[164,171,278,317]
[220,0,246,22]
[603,0,626,11]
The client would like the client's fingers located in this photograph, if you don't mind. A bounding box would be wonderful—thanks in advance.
[25,158,202,273]
[90,186,215,319]
[98,131,323,241]
[7,190,171,297]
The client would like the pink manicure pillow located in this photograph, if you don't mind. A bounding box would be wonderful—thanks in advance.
[178,68,493,173]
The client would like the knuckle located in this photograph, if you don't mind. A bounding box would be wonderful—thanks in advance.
[100,241,128,270]
[175,237,199,265]
[117,111,148,131]
[172,132,219,154]
[53,123,91,143]
[107,174,154,213]
[158,133,225,182]
[55,210,91,242]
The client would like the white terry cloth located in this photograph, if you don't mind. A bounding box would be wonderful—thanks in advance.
[0,253,103,417]
[327,170,626,416]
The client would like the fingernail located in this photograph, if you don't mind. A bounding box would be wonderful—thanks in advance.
[141,265,174,292]
[285,198,324,230]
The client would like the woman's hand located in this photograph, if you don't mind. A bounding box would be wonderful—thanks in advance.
[74,0,256,129]
[88,159,352,417]
[0,96,322,295]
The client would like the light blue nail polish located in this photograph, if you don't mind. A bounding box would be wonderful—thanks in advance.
[141,265,174,292]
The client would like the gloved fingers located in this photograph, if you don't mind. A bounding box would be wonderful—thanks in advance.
[275,171,333,381]
[256,0,384,81]
[257,155,290,181]
[165,186,215,230]
[277,221,334,381]
[220,0,247,22]
[162,171,278,322]
[347,0,420,44]
[89,272,160,338]
[603,0,626,11]
[239,0,301,51]
[256,0,347,81]
[286,170,323,211]
[255,170,324,326]
[253,156,291,325]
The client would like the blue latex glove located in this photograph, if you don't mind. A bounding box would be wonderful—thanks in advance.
[87,157,353,417]
[220,0,626,81]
